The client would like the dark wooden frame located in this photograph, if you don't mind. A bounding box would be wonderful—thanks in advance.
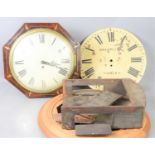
[3,23,79,98]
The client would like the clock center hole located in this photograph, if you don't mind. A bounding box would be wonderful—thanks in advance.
[109,59,113,67]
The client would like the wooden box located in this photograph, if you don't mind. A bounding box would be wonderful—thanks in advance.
[61,79,146,130]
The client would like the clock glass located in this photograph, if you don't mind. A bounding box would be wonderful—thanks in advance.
[9,28,76,93]
[80,28,146,89]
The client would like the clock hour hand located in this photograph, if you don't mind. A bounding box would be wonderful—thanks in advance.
[41,60,60,68]
[41,60,51,66]
[117,35,126,51]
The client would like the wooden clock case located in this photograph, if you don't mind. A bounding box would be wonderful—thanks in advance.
[3,23,80,98]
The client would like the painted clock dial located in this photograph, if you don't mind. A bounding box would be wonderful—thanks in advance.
[9,28,76,93]
[80,28,147,87]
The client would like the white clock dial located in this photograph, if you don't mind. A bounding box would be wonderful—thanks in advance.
[9,28,76,93]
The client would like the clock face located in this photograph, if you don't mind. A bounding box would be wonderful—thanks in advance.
[9,28,76,93]
[80,28,146,88]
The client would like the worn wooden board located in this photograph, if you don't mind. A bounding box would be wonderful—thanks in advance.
[75,124,112,136]
[38,94,151,138]
[54,113,95,124]
[63,91,123,107]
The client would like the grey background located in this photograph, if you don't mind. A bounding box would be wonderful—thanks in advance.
[0,17,154,137]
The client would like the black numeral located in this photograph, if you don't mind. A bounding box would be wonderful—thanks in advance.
[15,60,24,65]
[95,35,103,45]
[128,44,137,51]
[61,59,70,63]
[18,69,26,78]
[128,67,139,77]
[42,80,46,88]
[59,68,68,76]
[131,57,142,62]
[82,59,92,64]
[28,77,35,85]
[51,38,56,45]
[84,67,94,78]
[53,78,58,84]
[85,47,95,55]
[108,32,114,42]
[39,34,45,43]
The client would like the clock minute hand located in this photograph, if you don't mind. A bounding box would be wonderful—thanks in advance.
[41,60,51,66]
[118,35,126,51]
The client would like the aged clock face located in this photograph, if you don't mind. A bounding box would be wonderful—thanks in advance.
[80,28,146,88]
[9,28,76,93]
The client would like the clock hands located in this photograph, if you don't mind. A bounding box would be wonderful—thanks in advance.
[117,35,127,51]
[41,60,68,76]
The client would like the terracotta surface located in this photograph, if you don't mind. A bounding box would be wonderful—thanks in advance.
[38,94,151,138]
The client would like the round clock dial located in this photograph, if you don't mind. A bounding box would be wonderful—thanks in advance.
[9,28,76,93]
[80,28,146,87]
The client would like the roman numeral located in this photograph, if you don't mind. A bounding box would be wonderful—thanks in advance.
[108,32,114,42]
[95,35,103,45]
[128,44,137,51]
[28,77,35,85]
[61,59,70,63]
[131,57,142,62]
[82,59,92,64]
[84,67,95,78]
[59,68,68,76]
[18,69,27,78]
[39,34,45,43]
[85,47,95,52]
[15,60,24,65]
[85,47,95,55]
[42,80,46,89]
[128,67,139,77]
[51,38,56,45]
[53,78,58,84]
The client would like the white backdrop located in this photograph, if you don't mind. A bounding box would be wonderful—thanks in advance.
[0,17,154,137]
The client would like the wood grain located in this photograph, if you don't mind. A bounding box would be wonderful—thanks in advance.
[38,94,151,138]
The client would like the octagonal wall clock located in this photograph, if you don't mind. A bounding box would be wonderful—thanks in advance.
[3,23,79,98]
[80,27,147,89]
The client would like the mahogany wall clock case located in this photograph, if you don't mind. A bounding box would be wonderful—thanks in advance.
[3,23,79,98]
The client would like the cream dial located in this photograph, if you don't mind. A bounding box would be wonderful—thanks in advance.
[80,28,146,87]
[9,28,76,93]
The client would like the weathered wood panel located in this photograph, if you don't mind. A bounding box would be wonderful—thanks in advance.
[75,124,112,136]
